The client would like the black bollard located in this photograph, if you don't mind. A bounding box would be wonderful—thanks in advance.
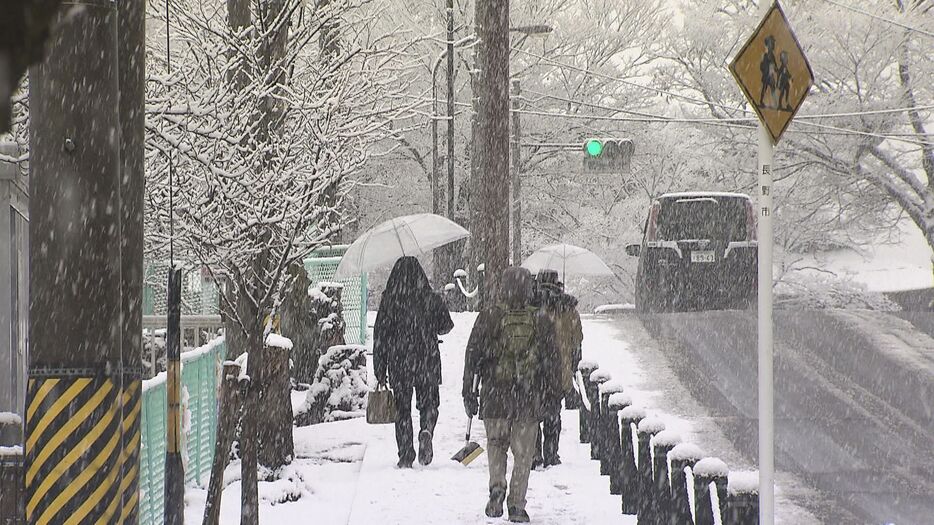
[577,361,600,443]
[635,417,665,525]
[587,369,611,462]
[618,405,645,515]
[667,443,705,525]
[606,392,632,496]
[692,457,729,525]
[599,381,625,476]
[651,430,682,522]
[723,471,759,525]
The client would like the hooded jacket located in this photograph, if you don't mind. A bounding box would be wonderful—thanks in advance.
[462,267,560,421]
[374,257,453,388]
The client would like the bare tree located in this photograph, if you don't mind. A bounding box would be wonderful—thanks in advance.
[143,0,417,521]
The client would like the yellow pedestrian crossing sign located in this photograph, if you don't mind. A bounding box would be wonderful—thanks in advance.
[729,1,813,145]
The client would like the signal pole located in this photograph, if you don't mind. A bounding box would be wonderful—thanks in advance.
[510,79,521,265]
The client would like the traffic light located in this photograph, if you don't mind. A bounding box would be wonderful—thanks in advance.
[582,138,634,173]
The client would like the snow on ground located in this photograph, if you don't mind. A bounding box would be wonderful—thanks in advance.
[791,220,932,293]
[185,312,633,524]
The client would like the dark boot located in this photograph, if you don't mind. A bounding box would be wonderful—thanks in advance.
[418,429,433,465]
[508,507,530,523]
[396,458,413,469]
[485,487,505,518]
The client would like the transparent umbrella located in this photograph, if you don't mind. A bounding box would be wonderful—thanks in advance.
[334,213,470,279]
[521,243,614,281]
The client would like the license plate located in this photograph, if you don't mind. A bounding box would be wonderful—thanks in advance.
[691,250,716,263]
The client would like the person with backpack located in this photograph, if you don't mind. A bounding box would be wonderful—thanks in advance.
[374,256,454,468]
[462,267,560,523]
[531,270,583,469]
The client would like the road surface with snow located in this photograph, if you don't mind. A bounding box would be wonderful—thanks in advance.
[625,309,934,525]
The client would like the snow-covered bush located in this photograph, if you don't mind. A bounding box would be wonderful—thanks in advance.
[775,272,901,311]
[295,345,368,426]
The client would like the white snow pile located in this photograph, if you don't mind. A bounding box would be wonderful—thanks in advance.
[599,379,625,395]
[235,352,251,382]
[608,392,632,410]
[0,412,22,425]
[650,430,682,448]
[593,303,635,314]
[637,416,666,434]
[774,272,901,311]
[693,457,729,478]
[590,369,612,383]
[618,405,647,420]
[578,360,599,371]
[295,345,368,426]
[266,333,294,350]
[668,443,705,462]
[728,470,760,495]
[0,445,23,456]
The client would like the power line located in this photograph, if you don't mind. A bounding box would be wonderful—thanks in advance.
[524,89,758,123]
[522,89,934,145]
[515,108,934,147]
[515,46,934,129]
[512,46,756,116]
[820,0,934,39]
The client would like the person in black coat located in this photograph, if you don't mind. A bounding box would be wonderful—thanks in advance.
[374,256,454,468]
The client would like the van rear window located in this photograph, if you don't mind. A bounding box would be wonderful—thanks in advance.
[657,198,747,241]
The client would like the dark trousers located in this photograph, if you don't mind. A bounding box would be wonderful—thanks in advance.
[393,381,439,464]
[534,395,563,465]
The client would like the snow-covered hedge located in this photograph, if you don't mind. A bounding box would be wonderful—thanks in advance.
[775,272,901,311]
[295,345,368,426]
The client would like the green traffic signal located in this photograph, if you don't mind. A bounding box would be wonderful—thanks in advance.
[585,139,603,157]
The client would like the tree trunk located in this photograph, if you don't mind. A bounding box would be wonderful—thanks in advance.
[239,313,263,525]
[257,344,293,470]
[475,0,510,302]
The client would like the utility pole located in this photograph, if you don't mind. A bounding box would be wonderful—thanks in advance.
[475,0,510,301]
[510,79,521,265]
[117,0,146,520]
[446,0,456,225]
[25,0,144,522]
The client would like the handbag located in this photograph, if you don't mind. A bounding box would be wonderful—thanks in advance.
[366,384,397,425]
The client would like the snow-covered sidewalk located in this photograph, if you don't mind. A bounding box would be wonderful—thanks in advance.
[184,312,633,524]
[346,312,629,525]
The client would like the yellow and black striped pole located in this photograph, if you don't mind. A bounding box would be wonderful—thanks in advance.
[165,267,185,525]
[24,1,145,523]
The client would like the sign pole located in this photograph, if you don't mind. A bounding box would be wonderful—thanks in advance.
[730,3,811,522]
[757,123,774,525]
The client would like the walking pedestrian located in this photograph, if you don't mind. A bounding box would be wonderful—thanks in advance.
[463,267,560,523]
[531,270,583,469]
[374,256,454,468]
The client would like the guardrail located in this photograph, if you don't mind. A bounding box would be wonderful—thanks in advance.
[576,360,760,524]
[139,337,225,525]
[142,314,224,378]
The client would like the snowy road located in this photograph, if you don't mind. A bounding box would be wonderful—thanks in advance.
[632,309,934,525]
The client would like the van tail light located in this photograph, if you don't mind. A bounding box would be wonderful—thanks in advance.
[745,200,757,241]
[646,202,661,241]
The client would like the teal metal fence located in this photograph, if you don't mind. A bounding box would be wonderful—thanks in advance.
[139,337,225,525]
[305,245,368,345]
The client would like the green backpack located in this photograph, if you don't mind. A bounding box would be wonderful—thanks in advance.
[492,306,539,386]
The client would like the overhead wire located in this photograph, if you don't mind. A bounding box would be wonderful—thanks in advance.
[819,0,934,39]
[512,52,934,146]
[166,0,175,266]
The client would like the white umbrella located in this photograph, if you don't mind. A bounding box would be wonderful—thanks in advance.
[334,213,470,279]
[521,243,615,281]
